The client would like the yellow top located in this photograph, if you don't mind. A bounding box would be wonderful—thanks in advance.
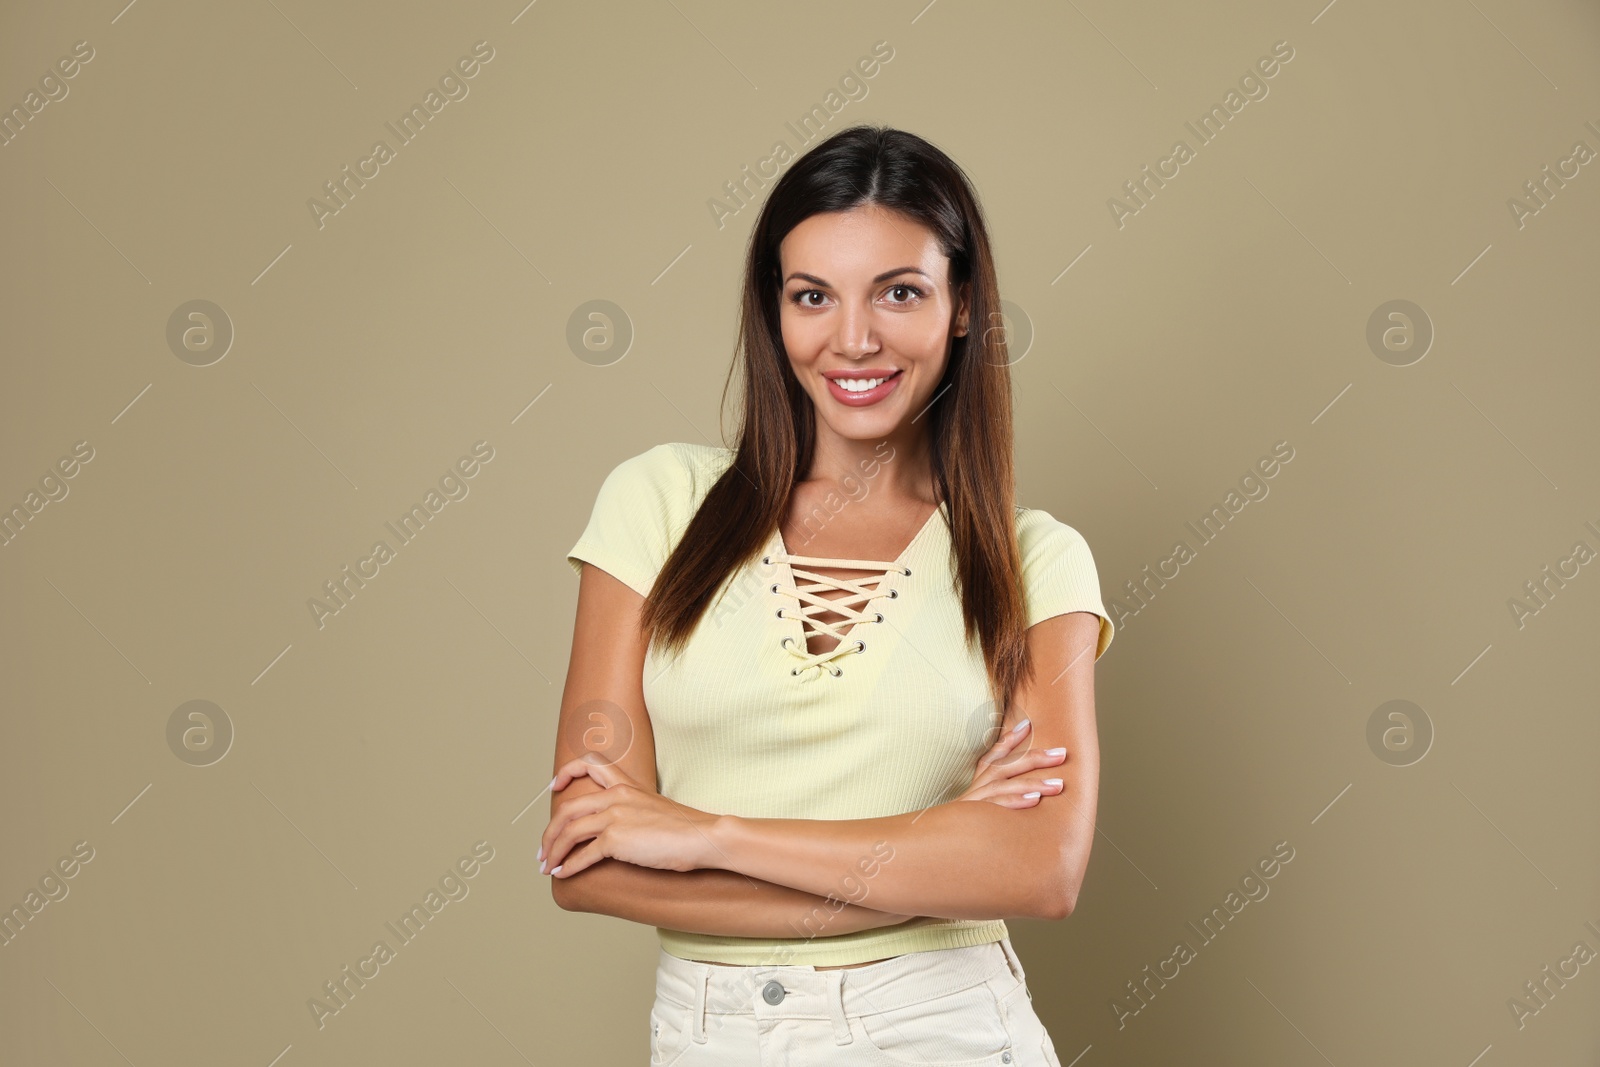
[565,442,1114,965]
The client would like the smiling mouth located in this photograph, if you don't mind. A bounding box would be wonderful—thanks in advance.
[827,369,902,393]
[822,368,904,406]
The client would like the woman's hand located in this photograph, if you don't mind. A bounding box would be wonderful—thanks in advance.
[953,717,1068,809]
[539,756,721,879]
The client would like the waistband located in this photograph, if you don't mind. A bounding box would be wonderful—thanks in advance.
[654,937,1030,1046]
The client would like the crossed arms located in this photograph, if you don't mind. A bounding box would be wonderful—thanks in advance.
[547,563,1102,935]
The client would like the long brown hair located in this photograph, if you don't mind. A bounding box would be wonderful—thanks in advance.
[640,124,1034,716]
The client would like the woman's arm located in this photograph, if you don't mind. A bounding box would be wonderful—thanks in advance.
[704,611,1102,921]
[555,857,915,938]
[552,562,914,935]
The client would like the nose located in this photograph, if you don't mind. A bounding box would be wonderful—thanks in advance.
[835,301,880,359]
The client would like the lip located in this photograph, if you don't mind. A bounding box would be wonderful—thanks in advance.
[823,368,903,407]
[822,368,900,380]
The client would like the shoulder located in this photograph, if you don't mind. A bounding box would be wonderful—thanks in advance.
[568,443,736,595]
[666,441,737,481]
[589,442,735,530]
[599,442,733,498]
[1012,504,1114,656]
[1014,505,1094,561]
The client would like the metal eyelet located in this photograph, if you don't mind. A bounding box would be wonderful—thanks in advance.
[781,637,793,649]
[771,583,781,593]
[888,589,899,599]
[855,640,865,653]
[791,667,801,676]
[874,612,884,623]
[902,567,912,576]
[776,608,785,619]
[829,666,842,677]
[761,555,771,565]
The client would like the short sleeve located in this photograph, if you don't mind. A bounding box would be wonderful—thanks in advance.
[1018,509,1115,661]
[565,444,690,598]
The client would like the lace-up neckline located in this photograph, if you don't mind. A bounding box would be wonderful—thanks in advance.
[763,501,945,679]
[766,553,908,677]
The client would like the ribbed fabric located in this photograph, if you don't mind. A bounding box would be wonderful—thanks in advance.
[565,442,1114,966]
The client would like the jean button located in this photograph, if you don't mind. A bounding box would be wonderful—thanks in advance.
[761,980,786,1005]
[1002,1052,1012,1064]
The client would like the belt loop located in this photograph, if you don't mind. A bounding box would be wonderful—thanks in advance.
[999,938,1027,985]
[692,965,709,1042]
[826,970,853,1045]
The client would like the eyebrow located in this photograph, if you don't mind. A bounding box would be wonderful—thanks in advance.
[783,267,932,287]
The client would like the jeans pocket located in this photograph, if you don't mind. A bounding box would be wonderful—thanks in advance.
[649,997,694,1067]
[856,978,1014,1066]
[998,979,1061,1067]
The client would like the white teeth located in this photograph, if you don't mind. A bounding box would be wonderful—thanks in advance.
[835,375,892,392]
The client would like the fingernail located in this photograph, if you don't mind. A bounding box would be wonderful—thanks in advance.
[547,775,559,792]
[1044,778,1063,787]
[1023,791,1041,799]
[551,865,563,876]
[1011,718,1030,734]
[537,844,544,861]
[1046,747,1066,756]
[539,860,547,875]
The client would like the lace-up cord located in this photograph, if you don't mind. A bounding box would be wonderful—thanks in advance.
[772,553,909,677]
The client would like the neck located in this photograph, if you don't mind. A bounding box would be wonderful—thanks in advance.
[805,421,937,505]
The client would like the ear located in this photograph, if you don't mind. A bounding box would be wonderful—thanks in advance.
[953,283,971,338]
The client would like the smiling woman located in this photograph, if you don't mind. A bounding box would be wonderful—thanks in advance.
[550,125,1113,1066]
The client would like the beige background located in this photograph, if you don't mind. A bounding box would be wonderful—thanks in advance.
[4,0,1599,1063]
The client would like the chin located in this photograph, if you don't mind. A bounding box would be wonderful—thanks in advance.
[818,412,898,440]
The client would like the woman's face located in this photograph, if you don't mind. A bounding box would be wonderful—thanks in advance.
[776,203,969,445]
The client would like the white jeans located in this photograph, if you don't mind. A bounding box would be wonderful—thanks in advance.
[649,937,1065,1066]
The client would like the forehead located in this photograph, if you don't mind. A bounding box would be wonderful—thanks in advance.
[779,205,947,281]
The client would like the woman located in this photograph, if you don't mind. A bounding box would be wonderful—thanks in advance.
[543,125,1114,1066]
